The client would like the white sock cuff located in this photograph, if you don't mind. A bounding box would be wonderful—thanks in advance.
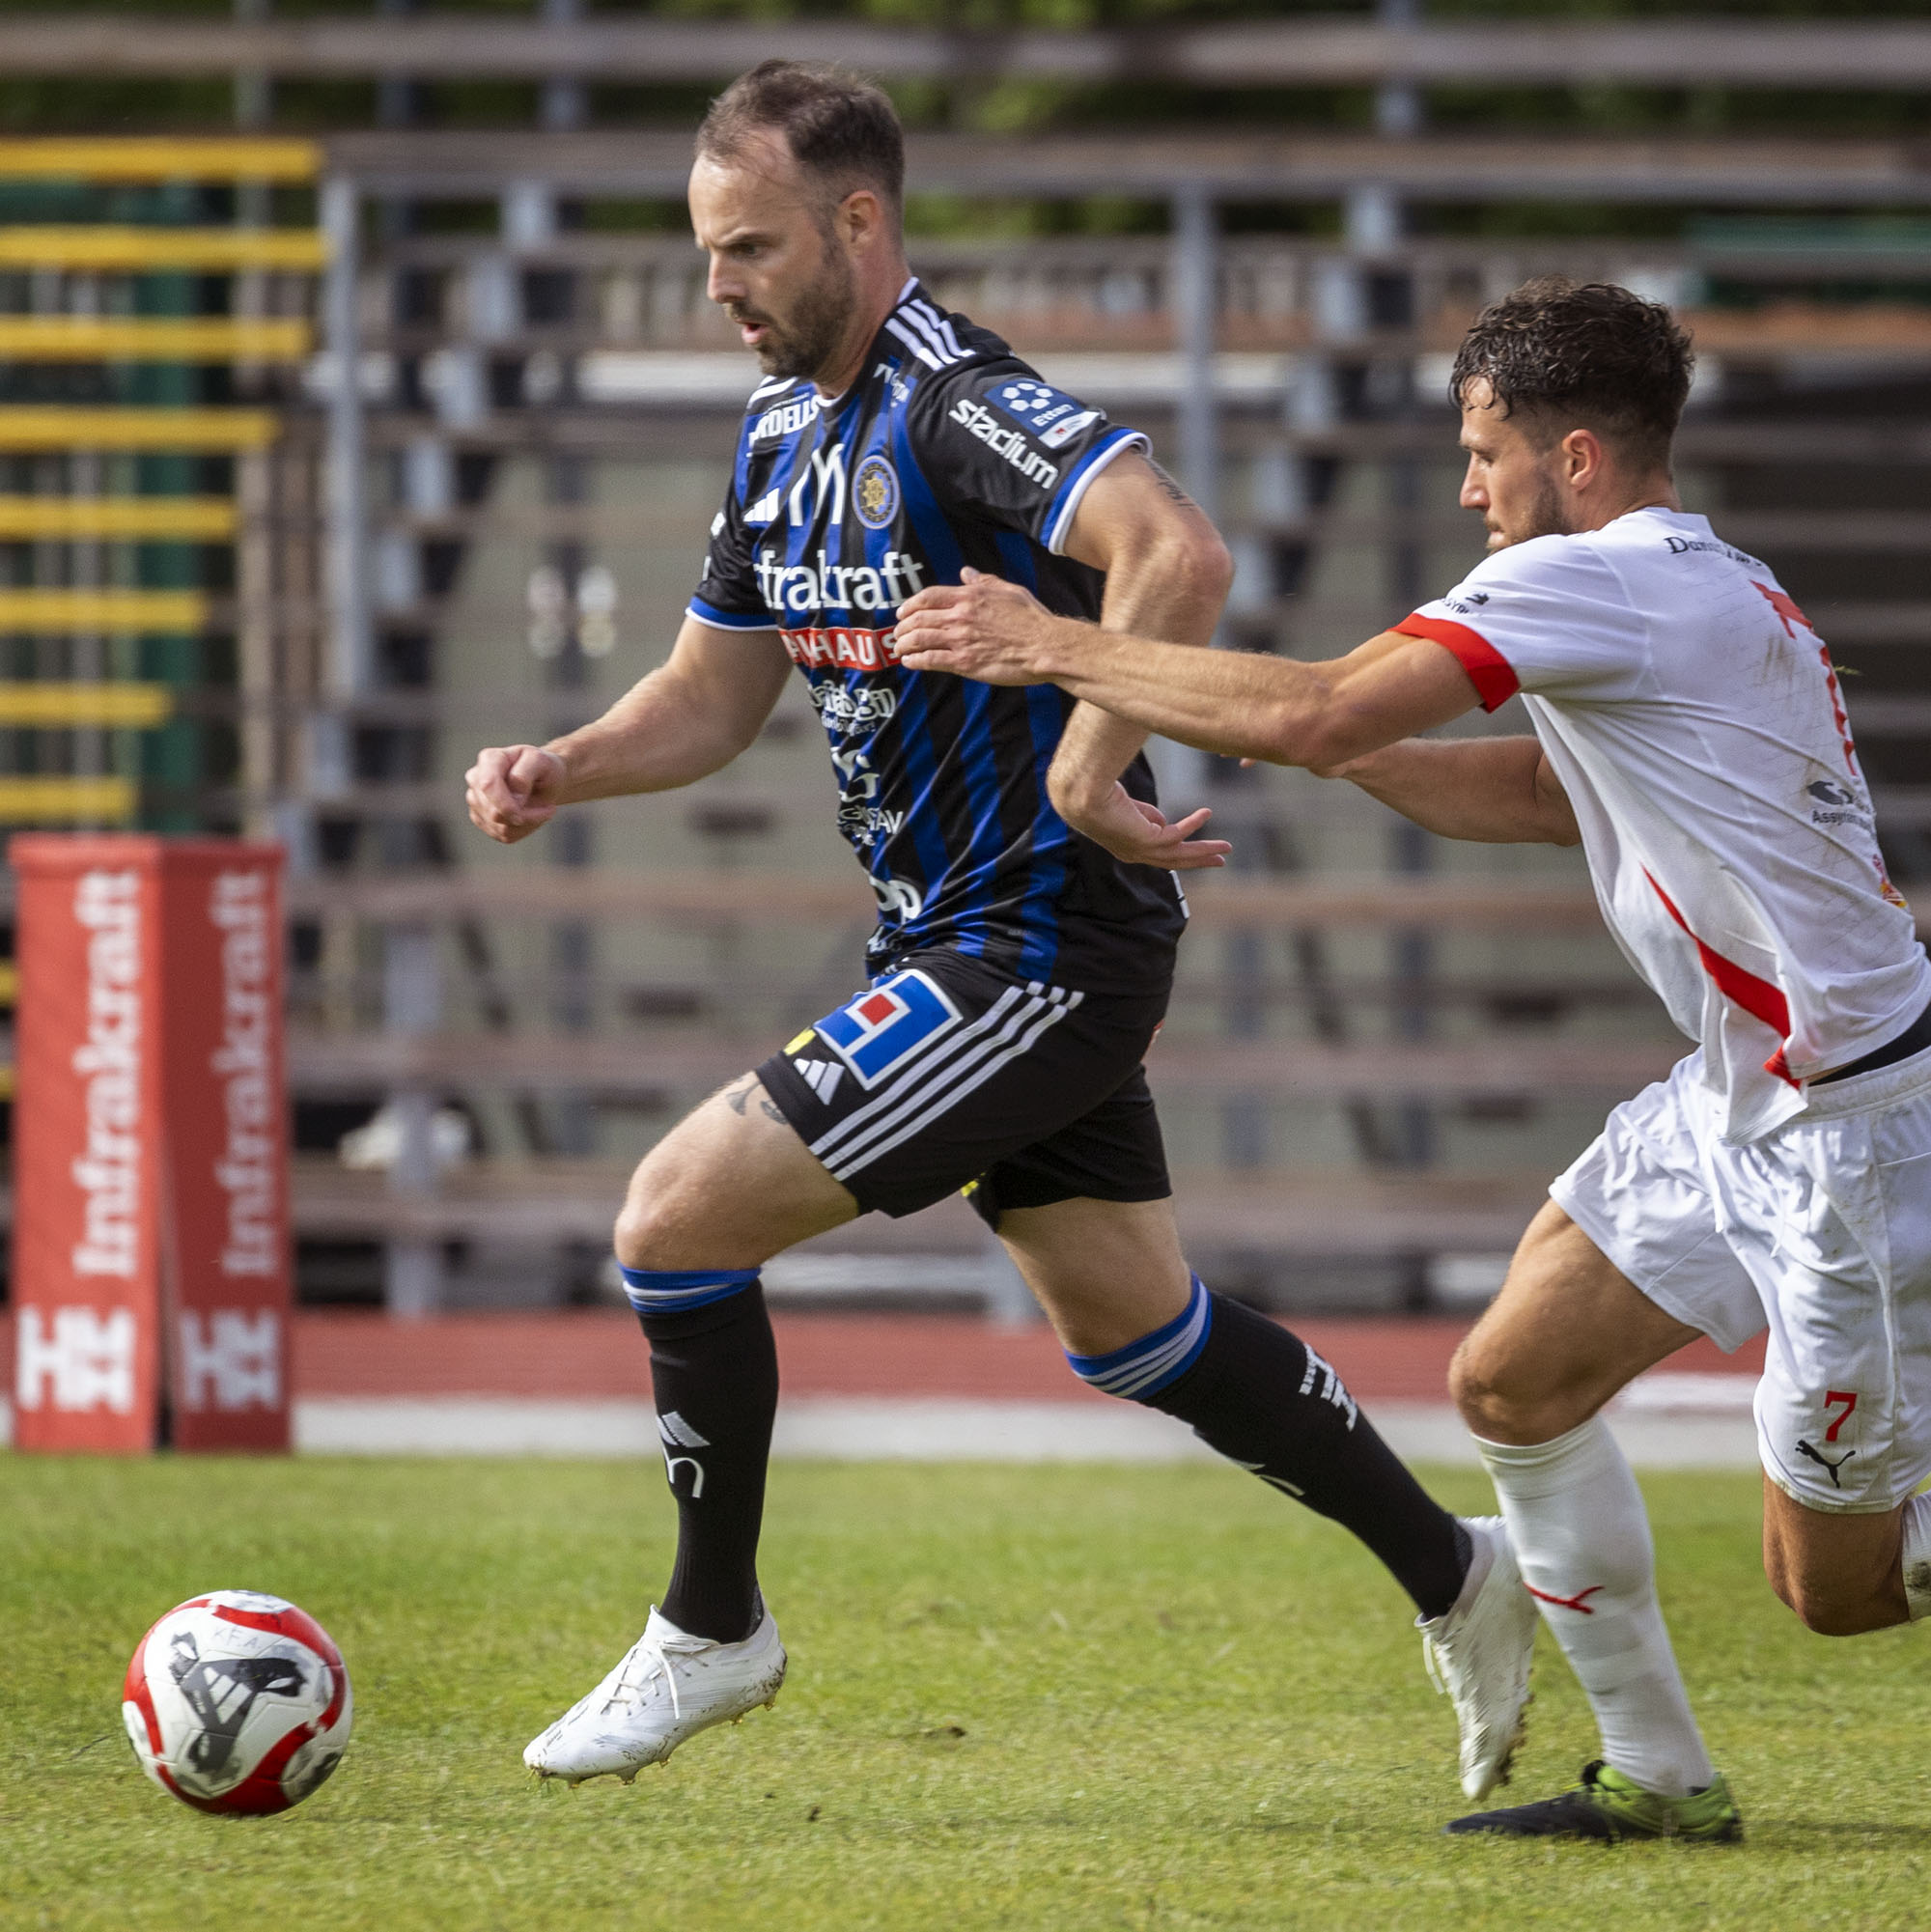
[1474,1414,1621,1496]
[1903,1493,1931,1622]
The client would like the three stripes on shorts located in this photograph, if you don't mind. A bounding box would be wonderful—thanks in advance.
[808,980,1083,1183]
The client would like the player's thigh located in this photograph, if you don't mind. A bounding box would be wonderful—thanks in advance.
[970,1060,1184,1355]
[1758,1475,1909,1635]
[997,1194,1190,1357]
[1454,1063,1767,1443]
[1451,1200,1705,1444]
[615,1074,857,1271]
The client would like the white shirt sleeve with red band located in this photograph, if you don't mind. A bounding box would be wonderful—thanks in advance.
[1389,509,1930,1147]
[1393,535,1652,711]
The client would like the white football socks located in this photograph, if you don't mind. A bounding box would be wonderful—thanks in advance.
[1901,1492,1931,1622]
[1477,1415,1715,1799]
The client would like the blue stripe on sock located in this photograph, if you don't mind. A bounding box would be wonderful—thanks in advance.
[1064,1274,1212,1401]
[620,1265,760,1314]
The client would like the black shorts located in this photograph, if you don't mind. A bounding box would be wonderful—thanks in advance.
[757,948,1171,1224]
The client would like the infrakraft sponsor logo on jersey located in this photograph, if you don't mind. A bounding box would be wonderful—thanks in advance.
[753,548,927,617]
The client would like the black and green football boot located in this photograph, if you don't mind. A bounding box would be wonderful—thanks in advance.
[1446,1759,1743,1843]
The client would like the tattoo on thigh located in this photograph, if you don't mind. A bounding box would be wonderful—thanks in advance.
[722,1076,786,1127]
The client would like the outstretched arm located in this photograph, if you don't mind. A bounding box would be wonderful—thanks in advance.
[1036,454,1235,870]
[465,615,792,844]
[1328,736,1581,846]
[894,582,1479,770]
[892,571,1583,846]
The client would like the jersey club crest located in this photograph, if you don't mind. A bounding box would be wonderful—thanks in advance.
[854,454,900,529]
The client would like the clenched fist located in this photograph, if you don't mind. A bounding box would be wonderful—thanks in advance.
[465,743,567,844]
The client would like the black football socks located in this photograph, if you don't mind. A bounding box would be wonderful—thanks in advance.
[623,1270,779,1644]
[626,1267,1470,1634]
[1068,1276,1470,1619]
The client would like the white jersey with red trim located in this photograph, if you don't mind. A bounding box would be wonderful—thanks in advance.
[1397,505,1930,1143]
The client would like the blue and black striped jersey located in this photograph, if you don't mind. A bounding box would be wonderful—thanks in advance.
[690,279,1187,994]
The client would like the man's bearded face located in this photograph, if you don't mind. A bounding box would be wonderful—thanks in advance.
[719,230,855,381]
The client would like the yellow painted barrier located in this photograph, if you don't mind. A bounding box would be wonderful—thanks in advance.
[0,227,326,269]
[0,962,17,1006]
[0,407,277,450]
[0,139,320,182]
[0,682,173,725]
[0,775,136,821]
[0,496,236,538]
[0,590,207,631]
[0,317,310,361]
[0,1064,14,1100]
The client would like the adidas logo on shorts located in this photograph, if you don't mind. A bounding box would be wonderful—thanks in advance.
[792,1057,845,1105]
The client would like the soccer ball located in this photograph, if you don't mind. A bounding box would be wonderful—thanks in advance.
[121,1590,352,1814]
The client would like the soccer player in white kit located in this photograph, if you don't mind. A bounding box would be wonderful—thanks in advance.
[895,276,1931,1842]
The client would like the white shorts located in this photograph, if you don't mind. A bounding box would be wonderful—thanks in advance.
[1553,1041,1931,1513]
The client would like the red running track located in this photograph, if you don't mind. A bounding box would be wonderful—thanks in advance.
[0,1309,1761,1407]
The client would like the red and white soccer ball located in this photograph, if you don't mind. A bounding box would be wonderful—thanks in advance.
[121,1590,352,1815]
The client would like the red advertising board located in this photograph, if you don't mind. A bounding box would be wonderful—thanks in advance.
[155,844,292,1452]
[11,840,162,1453]
[10,836,291,1454]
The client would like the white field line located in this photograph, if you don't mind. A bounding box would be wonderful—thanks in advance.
[0,1379,1764,1467]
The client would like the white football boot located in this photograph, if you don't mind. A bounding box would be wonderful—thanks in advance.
[1419,1515,1538,1801]
[523,1604,786,1785]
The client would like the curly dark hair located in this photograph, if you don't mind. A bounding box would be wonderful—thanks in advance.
[1449,277,1693,471]
[697,61,904,216]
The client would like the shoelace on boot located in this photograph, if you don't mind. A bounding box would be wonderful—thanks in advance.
[602,1627,714,1723]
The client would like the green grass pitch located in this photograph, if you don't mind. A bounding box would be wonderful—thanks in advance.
[4,1453,1928,1930]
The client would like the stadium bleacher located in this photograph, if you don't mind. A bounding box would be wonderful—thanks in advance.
[0,12,1924,1338]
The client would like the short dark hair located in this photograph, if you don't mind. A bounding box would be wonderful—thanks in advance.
[696,61,905,215]
[1449,277,1693,471]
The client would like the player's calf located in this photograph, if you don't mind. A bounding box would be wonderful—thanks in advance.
[1062,1276,1470,1614]
[1061,1275,1535,1795]
[1761,1479,1917,1636]
[520,1265,785,1783]
[618,1269,777,1645]
[597,1075,853,1653]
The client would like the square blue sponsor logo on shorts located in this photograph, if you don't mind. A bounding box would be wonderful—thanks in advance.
[814,969,962,1088]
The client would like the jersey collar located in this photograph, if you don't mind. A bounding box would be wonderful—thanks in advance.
[877,278,970,376]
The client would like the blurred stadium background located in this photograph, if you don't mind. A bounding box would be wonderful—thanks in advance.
[0,0,1924,1364]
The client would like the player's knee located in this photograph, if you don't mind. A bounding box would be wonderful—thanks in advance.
[613,1134,721,1269]
[1448,1343,1572,1444]
[1779,1581,1871,1637]
[612,1205,658,1273]
[1766,1554,1890,1637]
[1447,1344,1518,1437]
[614,1191,694,1272]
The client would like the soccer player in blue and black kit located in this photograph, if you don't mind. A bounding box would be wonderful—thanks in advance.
[466,61,1533,1802]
